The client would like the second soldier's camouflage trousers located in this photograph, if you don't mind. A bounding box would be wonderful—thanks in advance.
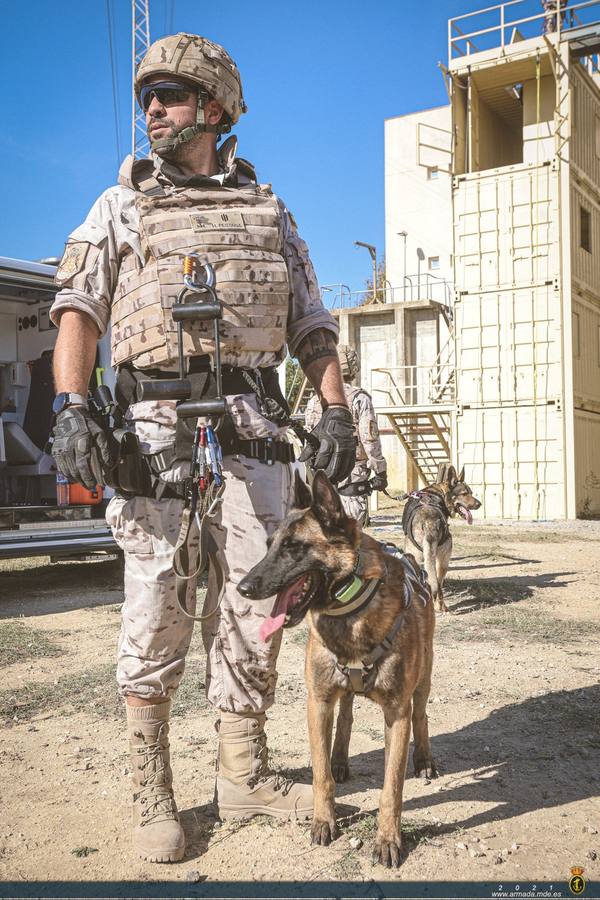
[339,462,371,526]
[106,455,293,713]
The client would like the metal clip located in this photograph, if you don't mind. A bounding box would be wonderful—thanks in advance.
[183,254,216,293]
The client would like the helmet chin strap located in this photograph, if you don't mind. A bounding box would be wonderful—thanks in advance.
[150,88,230,158]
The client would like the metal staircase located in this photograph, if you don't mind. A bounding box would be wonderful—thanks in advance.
[371,307,456,486]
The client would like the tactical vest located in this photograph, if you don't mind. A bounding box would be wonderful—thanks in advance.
[111,156,290,369]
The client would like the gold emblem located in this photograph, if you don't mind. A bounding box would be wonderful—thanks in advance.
[190,211,246,232]
[570,866,586,895]
[55,243,89,284]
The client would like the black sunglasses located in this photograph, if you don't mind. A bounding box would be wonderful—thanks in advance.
[139,81,195,112]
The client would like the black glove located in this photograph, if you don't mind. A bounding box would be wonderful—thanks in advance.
[298,405,356,484]
[51,406,114,490]
[370,472,388,492]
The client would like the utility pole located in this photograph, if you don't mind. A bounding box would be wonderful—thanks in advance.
[132,0,151,158]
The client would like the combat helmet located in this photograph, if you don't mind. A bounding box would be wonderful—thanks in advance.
[135,33,247,155]
[337,345,359,381]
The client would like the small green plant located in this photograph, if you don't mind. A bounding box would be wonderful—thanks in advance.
[71,846,98,858]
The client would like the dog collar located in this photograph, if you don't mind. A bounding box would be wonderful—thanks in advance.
[325,550,385,618]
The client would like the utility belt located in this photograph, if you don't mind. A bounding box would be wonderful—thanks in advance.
[111,358,294,500]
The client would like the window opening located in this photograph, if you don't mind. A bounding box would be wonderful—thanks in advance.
[580,206,591,254]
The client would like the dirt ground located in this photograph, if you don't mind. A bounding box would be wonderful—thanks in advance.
[0,512,599,888]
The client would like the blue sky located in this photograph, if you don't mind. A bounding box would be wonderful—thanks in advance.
[2,0,485,292]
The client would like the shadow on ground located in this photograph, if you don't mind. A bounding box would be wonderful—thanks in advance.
[443,571,575,613]
[334,685,599,835]
[0,557,125,617]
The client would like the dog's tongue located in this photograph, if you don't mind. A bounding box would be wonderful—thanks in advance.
[458,504,473,525]
[259,574,307,642]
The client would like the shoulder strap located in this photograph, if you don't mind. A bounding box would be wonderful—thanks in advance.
[118,154,165,197]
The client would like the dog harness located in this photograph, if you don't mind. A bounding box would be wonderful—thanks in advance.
[402,489,450,553]
[325,545,431,695]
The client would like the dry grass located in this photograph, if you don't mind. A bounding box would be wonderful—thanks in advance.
[0,622,64,667]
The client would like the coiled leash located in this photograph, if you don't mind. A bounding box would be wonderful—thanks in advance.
[137,257,227,621]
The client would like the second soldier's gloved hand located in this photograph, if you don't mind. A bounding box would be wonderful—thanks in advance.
[370,472,388,492]
[51,406,114,490]
[298,405,356,484]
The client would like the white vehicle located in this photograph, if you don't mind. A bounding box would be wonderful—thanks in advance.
[0,256,117,560]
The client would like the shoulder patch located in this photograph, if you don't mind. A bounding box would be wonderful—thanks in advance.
[55,243,89,285]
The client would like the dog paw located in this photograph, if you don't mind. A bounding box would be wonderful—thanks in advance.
[310,817,340,846]
[331,760,350,783]
[413,755,438,779]
[372,835,405,868]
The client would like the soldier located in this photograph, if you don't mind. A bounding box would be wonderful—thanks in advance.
[542,0,568,33]
[49,34,355,863]
[305,345,387,525]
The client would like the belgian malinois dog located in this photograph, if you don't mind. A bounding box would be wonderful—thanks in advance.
[238,470,437,867]
[403,464,481,613]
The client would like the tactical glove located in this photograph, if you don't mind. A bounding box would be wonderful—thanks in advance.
[51,406,114,490]
[370,472,388,492]
[298,405,356,484]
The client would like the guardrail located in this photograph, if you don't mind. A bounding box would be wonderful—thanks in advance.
[449,0,600,60]
[370,364,456,408]
[325,275,453,310]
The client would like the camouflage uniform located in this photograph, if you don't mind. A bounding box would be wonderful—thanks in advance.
[50,145,338,713]
[305,383,386,525]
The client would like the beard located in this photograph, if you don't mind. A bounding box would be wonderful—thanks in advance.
[147,116,185,159]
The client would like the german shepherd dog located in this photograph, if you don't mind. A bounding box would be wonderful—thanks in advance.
[403,464,481,613]
[238,470,437,867]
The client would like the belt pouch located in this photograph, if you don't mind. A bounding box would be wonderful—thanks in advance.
[116,431,152,496]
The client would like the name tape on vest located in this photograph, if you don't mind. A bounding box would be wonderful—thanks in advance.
[190,211,246,232]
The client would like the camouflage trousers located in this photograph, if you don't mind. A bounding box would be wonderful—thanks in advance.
[106,456,293,713]
[339,463,370,526]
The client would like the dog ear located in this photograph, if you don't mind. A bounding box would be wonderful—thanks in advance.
[457,465,465,483]
[436,463,448,484]
[311,470,346,529]
[293,470,312,509]
[446,465,458,486]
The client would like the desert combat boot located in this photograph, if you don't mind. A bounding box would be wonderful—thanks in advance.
[216,711,313,821]
[126,700,185,862]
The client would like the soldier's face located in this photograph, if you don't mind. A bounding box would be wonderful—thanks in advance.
[144,74,225,141]
[144,75,198,141]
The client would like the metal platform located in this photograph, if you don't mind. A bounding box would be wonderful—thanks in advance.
[0,512,116,560]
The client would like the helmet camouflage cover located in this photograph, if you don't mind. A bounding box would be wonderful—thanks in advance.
[135,33,247,153]
[337,345,359,380]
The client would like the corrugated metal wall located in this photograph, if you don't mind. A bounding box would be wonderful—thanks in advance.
[570,65,600,517]
[571,66,600,189]
[454,163,565,518]
[571,182,600,294]
[574,412,600,515]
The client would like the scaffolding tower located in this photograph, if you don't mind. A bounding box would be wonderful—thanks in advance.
[132,0,151,158]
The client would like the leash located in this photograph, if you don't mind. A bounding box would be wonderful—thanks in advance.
[136,257,229,621]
